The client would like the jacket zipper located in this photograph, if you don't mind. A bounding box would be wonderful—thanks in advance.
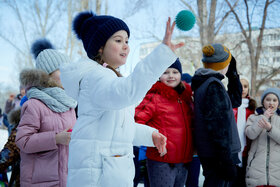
[248,151,256,167]
[266,118,271,185]
[266,135,270,185]
[178,98,188,160]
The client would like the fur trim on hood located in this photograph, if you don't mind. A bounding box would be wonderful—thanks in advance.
[20,69,60,90]
[147,81,192,103]
[8,108,21,125]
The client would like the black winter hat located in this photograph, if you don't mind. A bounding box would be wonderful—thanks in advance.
[72,11,130,59]
[168,58,182,74]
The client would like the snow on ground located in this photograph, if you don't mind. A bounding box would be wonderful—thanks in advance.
[0,128,11,180]
[0,129,8,150]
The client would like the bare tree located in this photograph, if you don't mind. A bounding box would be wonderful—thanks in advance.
[225,0,278,96]
[0,0,68,69]
[180,0,238,46]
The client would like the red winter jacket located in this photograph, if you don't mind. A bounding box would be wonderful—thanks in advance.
[135,81,193,163]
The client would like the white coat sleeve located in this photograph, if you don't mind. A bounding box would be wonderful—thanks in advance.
[133,123,157,147]
[88,44,177,110]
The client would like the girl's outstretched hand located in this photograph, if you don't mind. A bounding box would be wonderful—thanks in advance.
[152,131,167,157]
[162,17,184,52]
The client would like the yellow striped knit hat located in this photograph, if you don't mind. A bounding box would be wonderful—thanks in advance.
[202,43,232,71]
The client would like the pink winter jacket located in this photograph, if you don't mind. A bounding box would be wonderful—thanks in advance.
[15,99,76,187]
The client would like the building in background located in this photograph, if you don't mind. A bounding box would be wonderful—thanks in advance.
[139,27,280,95]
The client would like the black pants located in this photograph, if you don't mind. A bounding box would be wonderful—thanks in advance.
[200,157,237,187]
[185,156,201,187]
[232,157,247,187]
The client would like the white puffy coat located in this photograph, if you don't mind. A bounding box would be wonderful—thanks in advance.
[60,44,177,187]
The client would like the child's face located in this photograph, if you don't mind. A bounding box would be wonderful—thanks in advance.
[100,30,129,69]
[241,79,249,98]
[159,68,181,88]
[263,93,279,111]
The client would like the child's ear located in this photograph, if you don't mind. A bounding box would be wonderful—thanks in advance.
[98,48,103,54]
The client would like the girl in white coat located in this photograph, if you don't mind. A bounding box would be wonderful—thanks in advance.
[60,11,184,187]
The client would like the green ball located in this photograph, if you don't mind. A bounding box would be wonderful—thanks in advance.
[175,10,196,31]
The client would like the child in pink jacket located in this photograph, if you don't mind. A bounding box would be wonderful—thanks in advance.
[15,39,76,187]
[16,69,77,187]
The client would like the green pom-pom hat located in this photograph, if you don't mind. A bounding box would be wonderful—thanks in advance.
[175,10,196,31]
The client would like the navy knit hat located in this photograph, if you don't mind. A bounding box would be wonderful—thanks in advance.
[72,11,130,59]
[168,58,182,74]
[202,43,232,71]
[261,88,280,106]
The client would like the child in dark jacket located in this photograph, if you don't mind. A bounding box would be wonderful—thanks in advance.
[191,44,242,187]
[135,58,194,187]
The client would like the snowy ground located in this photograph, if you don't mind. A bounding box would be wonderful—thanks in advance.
[0,128,11,180]
[0,129,8,151]
[0,128,204,186]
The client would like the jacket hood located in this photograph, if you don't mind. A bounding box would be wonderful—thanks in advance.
[191,68,224,91]
[20,69,59,89]
[147,81,192,103]
[60,58,96,100]
[8,108,21,126]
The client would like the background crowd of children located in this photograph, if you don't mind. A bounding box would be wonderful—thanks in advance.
[0,10,279,187]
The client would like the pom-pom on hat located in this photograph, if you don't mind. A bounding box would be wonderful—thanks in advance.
[168,58,182,74]
[261,88,280,106]
[72,11,130,59]
[31,38,70,74]
[202,43,232,71]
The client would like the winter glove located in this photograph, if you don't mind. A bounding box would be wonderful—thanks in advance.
[225,56,238,78]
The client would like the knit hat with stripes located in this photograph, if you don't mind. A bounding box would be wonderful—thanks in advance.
[31,38,70,74]
[202,43,232,71]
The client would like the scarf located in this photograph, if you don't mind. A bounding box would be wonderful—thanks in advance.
[27,87,77,113]
[237,98,249,167]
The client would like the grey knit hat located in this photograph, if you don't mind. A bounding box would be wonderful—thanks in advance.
[261,88,280,106]
[31,39,70,74]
